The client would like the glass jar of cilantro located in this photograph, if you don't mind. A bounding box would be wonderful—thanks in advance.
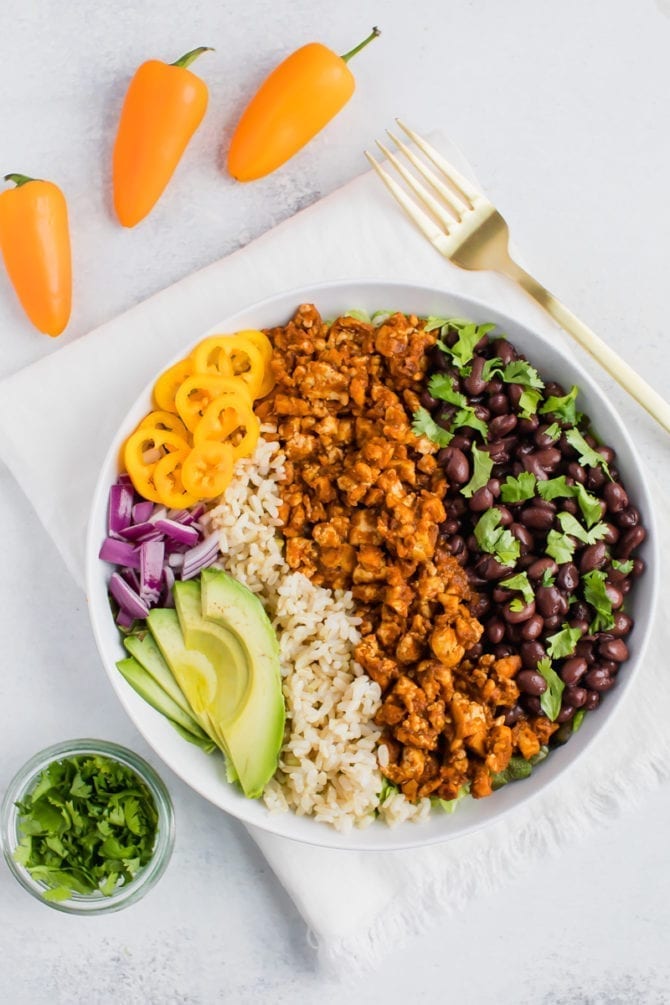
[0,739,174,914]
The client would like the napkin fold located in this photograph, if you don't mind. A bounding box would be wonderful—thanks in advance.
[0,134,668,975]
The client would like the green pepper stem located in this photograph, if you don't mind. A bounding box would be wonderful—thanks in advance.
[4,173,36,187]
[340,26,380,63]
[171,46,214,69]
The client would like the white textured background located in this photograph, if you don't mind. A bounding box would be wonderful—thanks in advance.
[1,1,670,1002]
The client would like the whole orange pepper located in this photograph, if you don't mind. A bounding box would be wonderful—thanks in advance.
[227,27,380,182]
[0,173,72,337]
[113,47,212,227]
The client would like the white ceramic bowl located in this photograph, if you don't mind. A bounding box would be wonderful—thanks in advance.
[85,280,659,850]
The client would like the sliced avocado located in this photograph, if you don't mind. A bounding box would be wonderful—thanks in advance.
[124,630,194,719]
[146,607,237,766]
[173,579,250,725]
[116,656,216,753]
[200,568,285,799]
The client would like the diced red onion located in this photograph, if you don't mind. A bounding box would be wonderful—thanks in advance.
[132,501,154,523]
[120,567,141,593]
[154,519,199,546]
[109,572,150,619]
[120,521,164,543]
[116,607,136,629]
[99,537,141,569]
[108,483,134,534]
[168,553,185,569]
[140,540,165,604]
[182,534,220,581]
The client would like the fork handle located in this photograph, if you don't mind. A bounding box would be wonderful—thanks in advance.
[503,259,670,434]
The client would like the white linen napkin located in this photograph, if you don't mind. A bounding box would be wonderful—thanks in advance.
[0,134,668,974]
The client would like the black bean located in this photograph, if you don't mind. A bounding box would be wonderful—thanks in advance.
[447,497,467,519]
[611,611,633,637]
[527,557,558,581]
[517,670,548,696]
[492,338,516,364]
[534,425,558,449]
[585,690,600,710]
[463,355,488,396]
[532,499,557,514]
[489,414,518,439]
[603,481,628,513]
[602,523,620,545]
[561,657,588,685]
[469,486,494,512]
[599,638,629,663]
[504,705,523,726]
[473,405,491,422]
[441,447,470,485]
[535,447,562,471]
[492,585,514,604]
[521,640,547,668]
[488,478,501,498]
[536,585,567,618]
[505,623,523,644]
[543,613,563,630]
[487,377,503,394]
[574,640,595,663]
[571,601,590,623]
[545,381,566,398]
[561,498,578,515]
[503,600,536,624]
[487,440,511,464]
[486,619,506,644]
[496,506,514,527]
[521,507,554,532]
[633,557,646,577]
[586,467,606,490]
[567,461,587,484]
[620,578,632,596]
[556,563,580,592]
[597,444,616,463]
[521,453,550,480]
[477,555,513,581]
[521,614,544,640]
[488,392,509,415]
[523,695,543,715]
[465,643,484,660]
[441,519,461,536]
[493,643,514,659]
[579,542,607,573]
[598,659,619,675]
[470,594,491,620]
[616,506,640,529]
[584,668,615,692]
[517,415,540,434]
[556,705,576,723]
[569,618,590,637]
[420,389,440,410]
[450,434,472,451]
[510,522,534,553]
[564,686,587,708]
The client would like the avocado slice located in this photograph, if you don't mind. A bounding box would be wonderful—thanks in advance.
[173,579,250,725]
[124,629,194,720]
[199,568,285,799]
[116,656,216,753]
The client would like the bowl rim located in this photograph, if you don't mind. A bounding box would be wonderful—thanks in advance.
[84,277,660,851]
[1,738,175,914]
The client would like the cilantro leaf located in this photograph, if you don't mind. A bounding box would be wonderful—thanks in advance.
[565,428,612,479]
[480,357,504,381]
[536,657,565,721]
[499,571,535,606]
[411,408,453,448]
[539,385,582,425]
[502,360,545,389]
[500,472,537,503]
[545,529,577,564]
[452,407,488,439]
[537,476,575,502]
[428,373,467,408]
[518,386,543,418]
[474,509,520,567]
[573,482,604,529]
[461,443,494,499]
[572,709,587,733]
[543,422,562,442]
[546,623,583,659]
[583,569,616,631]
[430,319,495,369]
[556,512,609,545]
[611,558,634,574]
[540,568,556,587]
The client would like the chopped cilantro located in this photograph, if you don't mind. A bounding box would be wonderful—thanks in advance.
[502,360,545,389]
[545,529,577,564]
[539,385,582,425]
[461,443,494,499]
[565,428,612,480]
[540,568,556,587]
[518,386,543,418]
[500,472,537,503]
[611,558,634,574]
[573,482,604,529]
[546,623,583,659]
[474,509,520,567]
[537,476,575,501]
[431,319,495,369]
[572,709,587,733]
[428,373,468,408]
[452,407,489,439]
[499,571,535,607]
[411,407,453,447]
[543,422,562,442]
[537,657,565,721]
[583,569,616,631]
[480,356,504,381]
[556,512,609,545]
[13,754,158,901]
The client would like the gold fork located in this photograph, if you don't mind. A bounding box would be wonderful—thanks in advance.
[365,121,670,435]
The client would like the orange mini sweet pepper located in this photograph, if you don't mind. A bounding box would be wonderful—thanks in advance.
[227,27,380,181]
[113,46,212,227]
[0,173,72,337]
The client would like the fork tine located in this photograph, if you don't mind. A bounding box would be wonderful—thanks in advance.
[374,140,458,232]
[384,128,463,221]
[395,119,482,207]
[364,151,455,253]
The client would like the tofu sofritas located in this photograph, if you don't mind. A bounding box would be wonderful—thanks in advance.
[257,305,558,803]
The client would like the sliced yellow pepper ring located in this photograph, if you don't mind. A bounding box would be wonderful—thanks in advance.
[181,440,235,500]
[153,358,194,412]
[153,451,198,509]
[191,335,265,400]
[236,329,275,398]
[124,427,191,502]
[174,374,253,433]
[193,394,260,460]
[138,410,190,440]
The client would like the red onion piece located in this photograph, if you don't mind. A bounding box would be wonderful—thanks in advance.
[99,537,141,570]
[109,572,150,619]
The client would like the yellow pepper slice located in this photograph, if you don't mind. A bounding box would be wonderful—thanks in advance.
[153,450,198,508]
[123,427,191,503]
[193,394,260,460]
[153,358,194,412]
[181,440,234,500]
[236,329,275,398]
[191,334,265,399]
[174,374,252,433]
[138,410,190,440]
